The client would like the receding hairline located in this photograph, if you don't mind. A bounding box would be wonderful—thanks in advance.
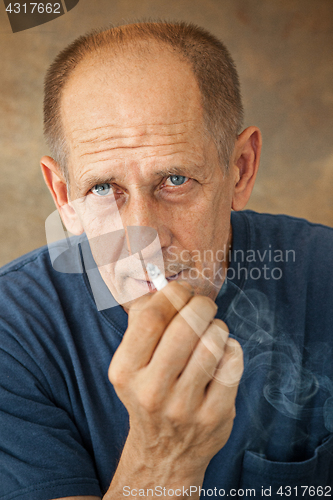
[60,40,207,146]
[43,21,244,183]
[62,36,199,98]
[59,38,213,178]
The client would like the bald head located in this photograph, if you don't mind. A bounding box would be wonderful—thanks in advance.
[62,40,202,134]
[62,45,213,199]
[43,21,243,181]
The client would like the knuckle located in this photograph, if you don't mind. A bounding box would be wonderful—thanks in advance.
[167,319,193,343]
[223,404,237,424]
[108,367,124,387]
[108,360,128,388]
[137,389,161,413]
[203,409,221,429]
[165,400,188,424]
[204,403,236,430]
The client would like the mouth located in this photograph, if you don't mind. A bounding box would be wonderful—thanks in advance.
[165,271,183,281]
[131,270,183,291]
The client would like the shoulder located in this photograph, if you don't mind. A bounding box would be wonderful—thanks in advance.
[230,210,333,298]
[240,209,333,234]
[238,209,333,255]
[0,244,50,277]
[0,245,57,307]
[235,211,333,316]
[0,237,86,296]
[0,241,93,336]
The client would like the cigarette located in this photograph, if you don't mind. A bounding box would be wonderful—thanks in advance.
[146,263,168,290]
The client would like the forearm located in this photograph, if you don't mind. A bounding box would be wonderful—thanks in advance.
[103,434,205,500]
[104,283,242,500]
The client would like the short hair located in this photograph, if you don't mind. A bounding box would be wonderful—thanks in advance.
[43,20,244,181]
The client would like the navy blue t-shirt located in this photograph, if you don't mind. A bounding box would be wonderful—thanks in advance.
[0,210,333,500]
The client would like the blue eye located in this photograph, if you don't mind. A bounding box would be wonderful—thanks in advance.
[91,183,111,196]
[167,175,188,186]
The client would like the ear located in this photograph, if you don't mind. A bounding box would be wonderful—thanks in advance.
[40,156,84,235]
[230,126,262,211]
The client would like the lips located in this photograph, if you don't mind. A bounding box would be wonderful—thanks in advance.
[131,270,183,290]
[165,271,182,281]
[131,269,183,282]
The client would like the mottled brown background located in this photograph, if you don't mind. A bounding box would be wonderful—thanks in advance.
[0,0,332,266]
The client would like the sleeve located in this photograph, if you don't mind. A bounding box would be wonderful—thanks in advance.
[0,327,102,500]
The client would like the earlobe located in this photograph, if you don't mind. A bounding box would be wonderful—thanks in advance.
[40,156,84,235]
[231,126,262,211]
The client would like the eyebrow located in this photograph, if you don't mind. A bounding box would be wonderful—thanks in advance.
[155,165,205,178]
[78,164,206,193]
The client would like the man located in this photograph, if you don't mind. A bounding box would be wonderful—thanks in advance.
[0,21,332,500]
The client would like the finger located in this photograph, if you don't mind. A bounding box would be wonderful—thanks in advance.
[199,319,229,363]
[211,337,244,387]
[203,338,243,415]
[126,293,154,320]
[173,319,229,404]
[128,280,194,319]
[147,297,219,385]
[115,281,194,370]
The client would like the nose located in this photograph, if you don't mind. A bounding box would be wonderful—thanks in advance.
[121,192,172,256]
[123,192,156,228]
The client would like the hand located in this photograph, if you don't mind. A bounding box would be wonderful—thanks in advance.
[108,281,243,494]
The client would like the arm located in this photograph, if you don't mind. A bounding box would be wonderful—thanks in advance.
[104,281,243,500]
[5,279,241,500]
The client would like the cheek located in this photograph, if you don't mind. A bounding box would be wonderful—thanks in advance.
[167,207,213,252]
[175,194,231,253]
[76,202,124,237]
[79,215,104,240]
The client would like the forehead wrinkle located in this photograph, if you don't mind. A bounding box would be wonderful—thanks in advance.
[77,142,189,159]
[76,134,188,146]
[75,144,204,171]
[69,120,197,140]
[70,132,194,156]
[69,124,199,162]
